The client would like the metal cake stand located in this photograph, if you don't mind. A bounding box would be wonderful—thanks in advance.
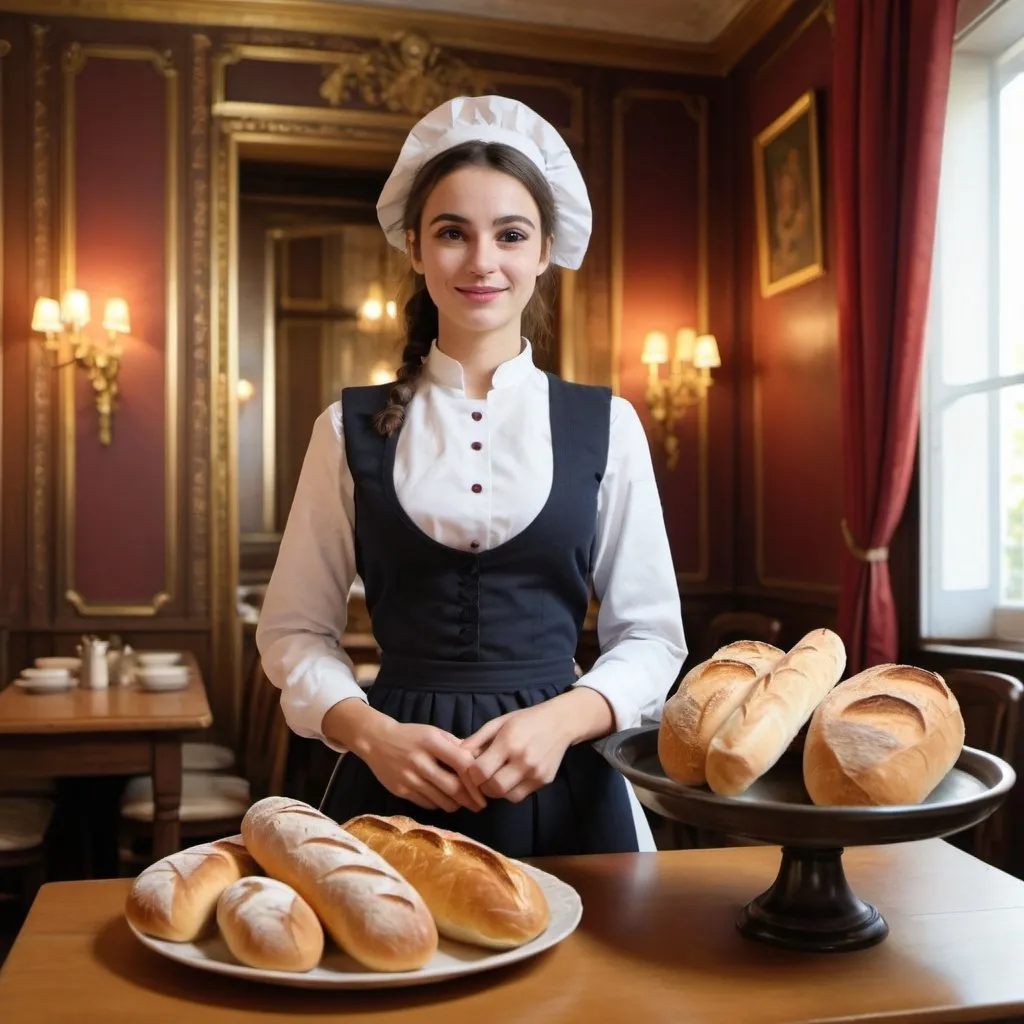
[596,726,1016,953]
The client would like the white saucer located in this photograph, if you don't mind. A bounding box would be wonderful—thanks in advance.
[15,676,76,694]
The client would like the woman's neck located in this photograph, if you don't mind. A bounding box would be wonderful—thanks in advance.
[435,319,524,399]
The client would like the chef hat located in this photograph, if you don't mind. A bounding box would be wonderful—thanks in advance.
[376,95,592,270]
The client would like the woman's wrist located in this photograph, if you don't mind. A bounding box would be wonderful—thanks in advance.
[550,686,616,745]
[321,698,390,757]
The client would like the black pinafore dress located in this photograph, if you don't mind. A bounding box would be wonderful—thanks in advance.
[320,373,638,858]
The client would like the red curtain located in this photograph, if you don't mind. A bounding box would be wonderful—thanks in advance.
[833,0,959,674]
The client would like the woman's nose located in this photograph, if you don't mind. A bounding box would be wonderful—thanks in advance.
[465,238,498,275]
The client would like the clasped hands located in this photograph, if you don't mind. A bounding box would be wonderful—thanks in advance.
[356,686,615,814]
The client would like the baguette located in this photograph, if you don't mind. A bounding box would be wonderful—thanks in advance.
[125,835,260,942]
[658,641,785,785]
[705,628,847,796]
[803,664,965,806]
[241,797,438,972]
[343,814,550,950]
[217,876,324,973]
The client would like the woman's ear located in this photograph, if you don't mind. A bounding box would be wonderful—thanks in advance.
[537,235,553,277]
[406,229,424,275]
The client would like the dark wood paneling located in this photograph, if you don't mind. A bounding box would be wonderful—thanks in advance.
[732,0,841,607]
[70,52,169,604]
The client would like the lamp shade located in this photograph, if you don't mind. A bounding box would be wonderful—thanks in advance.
[102,297,131,334]
[693,333,721,369]
[61,288,91,329]
[641,331,670,365]
[32,297,63,334]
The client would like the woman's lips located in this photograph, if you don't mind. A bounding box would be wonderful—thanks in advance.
[455,287,507,303]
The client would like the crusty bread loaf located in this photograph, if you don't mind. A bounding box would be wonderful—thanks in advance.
[125,835,260,942]
[241,797,438,972]
[658,641,785,785]
[343,814,550,950]
[216,876,324,972]
[705,628,847,796]
[803,664,965,806]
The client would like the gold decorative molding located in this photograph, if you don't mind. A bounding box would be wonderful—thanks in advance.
[610,89,710,584]
[191,33,211,618]
[319,31,487,117]
[755,0,834,79]
[60,43,180,616]
[30,23,52,625]
[0,0,795,76]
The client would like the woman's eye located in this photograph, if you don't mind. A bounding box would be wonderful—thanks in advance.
[437,227,464,241]
[499,230,527,244]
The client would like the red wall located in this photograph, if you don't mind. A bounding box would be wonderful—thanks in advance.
[729,0,843,635]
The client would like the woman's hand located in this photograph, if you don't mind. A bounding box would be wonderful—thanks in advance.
[460,688,614,803]
[322,700,486,813]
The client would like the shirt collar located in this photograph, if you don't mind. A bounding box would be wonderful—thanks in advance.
[423,339,537,393]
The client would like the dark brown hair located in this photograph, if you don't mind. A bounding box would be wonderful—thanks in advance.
[372,141,558,436]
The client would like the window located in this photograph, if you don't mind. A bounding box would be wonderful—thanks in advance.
[922,8,1024,642]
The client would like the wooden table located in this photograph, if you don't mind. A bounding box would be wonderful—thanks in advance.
[0,655,211,861]
[1,840,1023,1023]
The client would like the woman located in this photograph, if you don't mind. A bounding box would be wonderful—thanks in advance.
[256,95,686,857]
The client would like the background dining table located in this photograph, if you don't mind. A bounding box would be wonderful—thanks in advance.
[0,838,1022,1022]
[0,652,212,864]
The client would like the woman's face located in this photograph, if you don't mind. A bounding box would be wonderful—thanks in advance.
[409,165,551,339]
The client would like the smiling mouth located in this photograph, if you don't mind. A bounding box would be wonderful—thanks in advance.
[455,286,508,303]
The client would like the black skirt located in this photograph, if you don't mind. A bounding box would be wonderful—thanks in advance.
[320,656,639,859]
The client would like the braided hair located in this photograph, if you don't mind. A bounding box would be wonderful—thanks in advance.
[372,140,558,437]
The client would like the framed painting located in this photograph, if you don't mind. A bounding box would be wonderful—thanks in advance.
[753,90,825,298]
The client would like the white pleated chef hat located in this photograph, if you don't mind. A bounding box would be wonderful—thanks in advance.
[376,95,592,270]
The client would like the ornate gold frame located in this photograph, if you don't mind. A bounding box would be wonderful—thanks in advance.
[60,43,180,616]
[752,89,825,299]
[610,88,710,584]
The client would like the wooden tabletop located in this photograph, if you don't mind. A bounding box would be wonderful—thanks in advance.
[2,839,1023,1023]
[0,653,211,734]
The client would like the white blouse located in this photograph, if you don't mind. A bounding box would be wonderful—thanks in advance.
[256,340,687,851]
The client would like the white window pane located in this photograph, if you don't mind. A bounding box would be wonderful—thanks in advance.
[1001,384,1024,602]
[938,56,992,386]
[941,393,991,590]
[1000,72,1024,376]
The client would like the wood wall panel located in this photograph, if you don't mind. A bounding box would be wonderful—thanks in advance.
[613,90,707,581]
[63,48,177,612]
[732,0,841,608]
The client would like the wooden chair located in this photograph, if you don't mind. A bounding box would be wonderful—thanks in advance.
[0,798,54,910]
[118,656,290,867]
[942,668,1023,868]
[705,612,782,655]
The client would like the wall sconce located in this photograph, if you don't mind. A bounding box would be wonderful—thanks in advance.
[237,378,255,403]
[32,289,129,446]
[641,327,721,469]
[358,283,398,332]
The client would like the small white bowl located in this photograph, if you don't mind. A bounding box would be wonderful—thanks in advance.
[34,656,81,673]
[136,665,189,691]
[135,651,182,668]
[20,667,72,682]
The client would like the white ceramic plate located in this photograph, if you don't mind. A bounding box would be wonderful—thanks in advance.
[137,677,190,692]
[15,676,76,694]
[128,863,581,990]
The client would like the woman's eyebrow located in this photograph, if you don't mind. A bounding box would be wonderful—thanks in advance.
[428,212,536,229]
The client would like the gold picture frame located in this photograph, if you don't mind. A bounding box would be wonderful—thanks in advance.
[753,90,824,298]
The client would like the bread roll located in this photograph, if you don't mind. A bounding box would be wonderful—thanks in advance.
[241,797,437,972]
[125,835,260,942]
[658,641,785,785]
[803,664,965,806]
[217,876,324,972]
[343,814,549,949]
[705,628,847,796]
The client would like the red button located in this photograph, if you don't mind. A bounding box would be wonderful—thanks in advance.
[470,541,480,550]
[471,411,483,421]
[471,483,483,494]
[471,442,482,451]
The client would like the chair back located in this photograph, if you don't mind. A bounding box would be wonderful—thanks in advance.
[705,612,782,656]
[240,656,290,803]
[943,668,1023,867]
